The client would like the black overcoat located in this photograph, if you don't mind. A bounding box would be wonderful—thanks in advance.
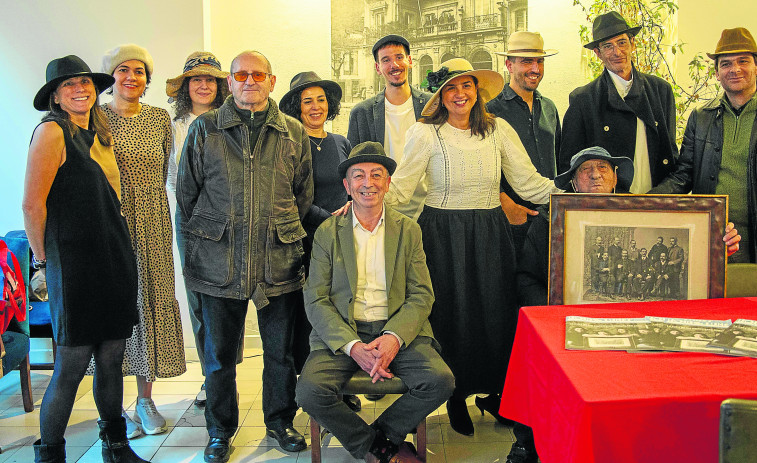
[558,66,678,188]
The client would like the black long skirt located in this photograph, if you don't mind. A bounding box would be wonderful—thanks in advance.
[418,206,518,397]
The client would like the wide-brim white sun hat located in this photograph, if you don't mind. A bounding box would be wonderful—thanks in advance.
[421,58,504,117]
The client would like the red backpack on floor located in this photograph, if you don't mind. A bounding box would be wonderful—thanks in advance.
[0,239,26,334]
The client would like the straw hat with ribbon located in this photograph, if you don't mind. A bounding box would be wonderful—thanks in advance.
[421,58,504,117]
[165,51,229,98]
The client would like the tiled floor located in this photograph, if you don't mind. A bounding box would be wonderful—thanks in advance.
[0,335,517,462]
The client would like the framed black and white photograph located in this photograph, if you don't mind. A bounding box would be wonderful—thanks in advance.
[548,194,728,306]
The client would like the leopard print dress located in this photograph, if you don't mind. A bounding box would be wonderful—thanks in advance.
[87,104,186,381]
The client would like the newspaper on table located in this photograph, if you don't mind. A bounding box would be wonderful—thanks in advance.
[565,316,654,351]
[707,319,757,357]
[647,316,731,353]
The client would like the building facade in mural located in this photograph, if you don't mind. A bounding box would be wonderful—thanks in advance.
[332,0,527,107]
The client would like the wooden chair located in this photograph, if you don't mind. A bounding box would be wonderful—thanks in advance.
[309,370,427,463]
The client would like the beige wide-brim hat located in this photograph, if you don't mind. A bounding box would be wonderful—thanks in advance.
[165,51,229,97]
[495,31,558,58]
[421,58,504,117]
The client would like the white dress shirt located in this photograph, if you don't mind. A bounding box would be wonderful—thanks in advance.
[384,97,427,219]
[342,206,403,355]
[608,70,652,193]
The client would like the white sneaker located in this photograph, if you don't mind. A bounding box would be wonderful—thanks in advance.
[133,398,167,435]
[122,408,142,439]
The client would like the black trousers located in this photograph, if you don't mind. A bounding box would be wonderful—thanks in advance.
[200,291,300,438]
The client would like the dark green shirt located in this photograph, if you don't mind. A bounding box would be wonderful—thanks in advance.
[717,93,756,262]
[487,85,561,209]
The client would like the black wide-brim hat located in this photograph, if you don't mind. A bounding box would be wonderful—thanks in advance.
[584,12,642,50]
[554,146,634,191]
[34,55,115,111]
[279,71,342,113]
[338,141,397,178]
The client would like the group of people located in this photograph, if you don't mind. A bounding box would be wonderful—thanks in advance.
[588,235,686,300]
[20,9,753,463]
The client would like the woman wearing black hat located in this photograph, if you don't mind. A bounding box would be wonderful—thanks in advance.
[279,72,361,410]
[280,71,352,257]
[24,55,146,462]
[385,58,560,436]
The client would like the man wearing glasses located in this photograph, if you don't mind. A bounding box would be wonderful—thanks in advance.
[177,50,313,462]
[559,12,678,193]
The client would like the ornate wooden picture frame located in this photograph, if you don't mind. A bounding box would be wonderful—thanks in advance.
[548,194,728,305]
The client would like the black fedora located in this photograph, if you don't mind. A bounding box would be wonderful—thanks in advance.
[279,71,342,115]
[34,55,115,111]
[338,141,397,179]
[584,12,642,50]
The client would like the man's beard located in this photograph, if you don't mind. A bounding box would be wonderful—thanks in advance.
[389,79,407,88]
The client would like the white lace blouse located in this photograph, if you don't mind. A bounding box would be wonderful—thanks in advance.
[385,119,560,210]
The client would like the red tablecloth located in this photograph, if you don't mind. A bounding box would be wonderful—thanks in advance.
[500,298,757,463]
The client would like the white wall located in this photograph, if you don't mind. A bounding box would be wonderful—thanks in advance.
[527,0,589,116]
[0,0,204,234]
[676,3,757,99]
[208,0,332,103]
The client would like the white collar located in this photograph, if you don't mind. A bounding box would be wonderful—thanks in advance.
[351,205,385,234]
[608,69,633,98]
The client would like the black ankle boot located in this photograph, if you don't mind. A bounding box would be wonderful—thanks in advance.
[446,398,474,436]
[98,418,150,462]
[33,439,66,463]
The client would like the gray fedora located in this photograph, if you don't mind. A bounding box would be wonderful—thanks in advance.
[584,12,642,50]
[338,141,397,178]
[554,146,633,190]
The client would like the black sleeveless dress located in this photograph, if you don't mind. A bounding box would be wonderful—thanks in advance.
[44,121,138,346]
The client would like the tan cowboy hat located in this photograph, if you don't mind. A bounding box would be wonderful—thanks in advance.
[707,27,757,59]
[165,51,229,98]
[495,32,558,58]
[421,58,504,117]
